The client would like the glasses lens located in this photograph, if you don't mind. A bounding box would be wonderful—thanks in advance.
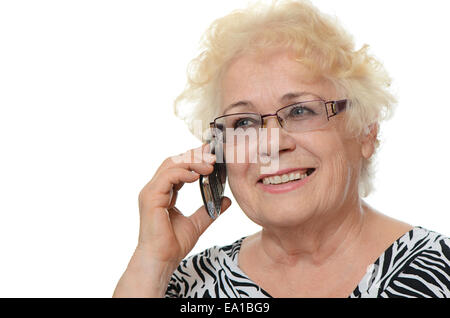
[277,100,327,132]
[218,113,261,131]
[215,113,261,143]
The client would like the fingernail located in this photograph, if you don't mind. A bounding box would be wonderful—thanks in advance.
[204,153,216,163]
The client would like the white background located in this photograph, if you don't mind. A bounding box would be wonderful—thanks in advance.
[0,0,449,297]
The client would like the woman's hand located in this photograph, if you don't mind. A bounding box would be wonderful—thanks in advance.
[113,144,232,297]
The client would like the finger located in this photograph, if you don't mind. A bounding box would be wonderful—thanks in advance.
[156,168,201,196]
[155,159,214,181]
[171,153,212,191]
[167,205,183,216]
[167,188,179,209]
[189,196,232,237]
[160,146,216,172]
[141,168,200,211]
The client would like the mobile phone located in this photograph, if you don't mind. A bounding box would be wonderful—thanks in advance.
[199,137,227,219]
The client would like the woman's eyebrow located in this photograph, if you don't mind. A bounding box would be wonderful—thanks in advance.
[222,100,255,115]
[280,91,318,102]
[222,91,318,115]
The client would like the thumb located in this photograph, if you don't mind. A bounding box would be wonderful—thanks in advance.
[189,196,232,236]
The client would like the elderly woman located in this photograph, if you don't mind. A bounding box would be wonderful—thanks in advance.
[113,0,450,298]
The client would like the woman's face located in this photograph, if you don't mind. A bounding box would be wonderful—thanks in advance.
[220,48,367,228]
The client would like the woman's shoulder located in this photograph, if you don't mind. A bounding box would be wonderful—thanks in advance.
[397,226,449,259]
[164,237,247,298]
[356,226,450,298]
[182,236,246,268]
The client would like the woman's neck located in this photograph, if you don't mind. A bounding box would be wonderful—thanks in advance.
[257,197,369,268]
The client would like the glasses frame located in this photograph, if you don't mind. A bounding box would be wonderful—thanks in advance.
[209,99,348,131]
[200,99,347,219]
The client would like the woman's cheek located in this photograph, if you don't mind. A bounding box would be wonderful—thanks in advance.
[224,139,258,165]
[226,164,248,198]
[321,150,355,208]
[227,164,260,209]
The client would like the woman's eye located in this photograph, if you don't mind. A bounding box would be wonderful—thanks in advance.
[234,118,256,129]
[290,106,314,117]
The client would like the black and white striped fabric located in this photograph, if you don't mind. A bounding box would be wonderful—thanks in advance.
[165,226,450,298]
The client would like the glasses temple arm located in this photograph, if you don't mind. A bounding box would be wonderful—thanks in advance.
[326,99,348,120]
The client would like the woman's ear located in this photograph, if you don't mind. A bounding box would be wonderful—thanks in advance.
[361,123,378,159]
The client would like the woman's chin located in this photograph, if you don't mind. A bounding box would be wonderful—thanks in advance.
[250,205,314,228]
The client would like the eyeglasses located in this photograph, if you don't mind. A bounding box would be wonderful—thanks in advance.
[210,99,348,143]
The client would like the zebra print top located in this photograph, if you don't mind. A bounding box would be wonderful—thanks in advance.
[165,226,450,298]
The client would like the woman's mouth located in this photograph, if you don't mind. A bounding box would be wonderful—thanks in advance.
[257,168,316,194]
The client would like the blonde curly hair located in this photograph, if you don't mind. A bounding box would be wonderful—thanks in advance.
[173,0,396,197]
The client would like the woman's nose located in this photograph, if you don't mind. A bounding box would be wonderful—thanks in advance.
[259,116,281,158]
[261,115,281,129]
[259,116,295,159]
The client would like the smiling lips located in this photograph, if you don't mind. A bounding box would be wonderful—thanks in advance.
[257,167,316,194]
[258,168,315,184]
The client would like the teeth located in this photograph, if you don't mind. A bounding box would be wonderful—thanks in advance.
[261,170,311,185]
